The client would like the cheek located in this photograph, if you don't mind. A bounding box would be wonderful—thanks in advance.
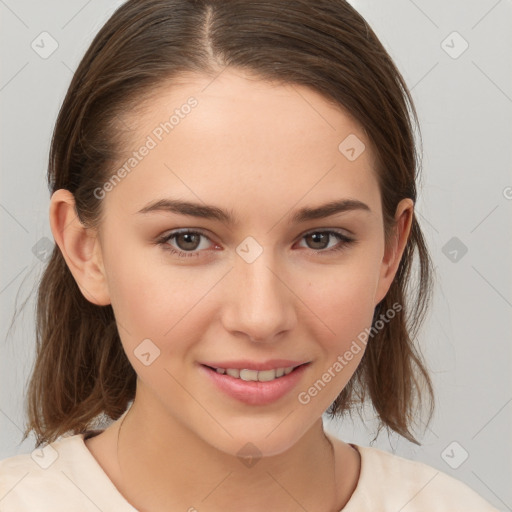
[294,270,379,411]
[302,259,381,346]
[106,263,167,333]
[104,244,216,355]
[102,231,173,321]
[104,261,203,392]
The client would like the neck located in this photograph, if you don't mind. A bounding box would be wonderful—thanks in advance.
[115,400,342,512]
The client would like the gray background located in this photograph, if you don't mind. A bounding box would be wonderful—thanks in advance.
[1,0,511,509]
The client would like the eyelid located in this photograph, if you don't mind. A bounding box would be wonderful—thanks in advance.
[301,226,353,238]
[156,226,355,258]
[157,228,216,247]
[157,226,352,244]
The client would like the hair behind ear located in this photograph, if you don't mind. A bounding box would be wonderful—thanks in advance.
[22,249,136,448]
[327,215,435,446]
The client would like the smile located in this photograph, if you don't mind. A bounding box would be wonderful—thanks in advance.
[200,362,311,405]
[208,365,298,382]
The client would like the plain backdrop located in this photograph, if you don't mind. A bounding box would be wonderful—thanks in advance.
[1,0,511,509]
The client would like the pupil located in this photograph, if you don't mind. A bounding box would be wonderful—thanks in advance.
[180,233,199,250]
[310,233,327,249]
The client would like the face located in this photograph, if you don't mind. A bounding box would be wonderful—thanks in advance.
[53,68,411,458]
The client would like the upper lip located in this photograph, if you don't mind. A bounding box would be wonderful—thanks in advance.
[201,359,309,371]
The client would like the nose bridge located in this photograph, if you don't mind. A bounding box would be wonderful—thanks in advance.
[223,243,295,342]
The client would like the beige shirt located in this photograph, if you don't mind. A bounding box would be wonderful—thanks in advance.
[0,431,499,511]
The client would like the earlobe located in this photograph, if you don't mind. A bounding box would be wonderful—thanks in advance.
[49,189,111,306]
[374,198,414,306]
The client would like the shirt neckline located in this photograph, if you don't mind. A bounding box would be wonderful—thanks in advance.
[75,430,366,511]
[73,430,139,511]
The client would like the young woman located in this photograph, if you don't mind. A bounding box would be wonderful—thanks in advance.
[0,1,498,510]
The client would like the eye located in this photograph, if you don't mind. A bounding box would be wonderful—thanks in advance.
[156,228,355,258]
[156,229,215,257]
[296,230,355,255]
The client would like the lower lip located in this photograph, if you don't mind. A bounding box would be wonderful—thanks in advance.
[199,363,310,406]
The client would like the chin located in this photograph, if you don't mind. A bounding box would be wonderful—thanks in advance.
[198,420,311,460]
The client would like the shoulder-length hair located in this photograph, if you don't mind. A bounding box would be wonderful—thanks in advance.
[20,0,435,448]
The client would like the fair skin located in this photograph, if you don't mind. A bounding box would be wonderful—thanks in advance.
[49,68,413,511]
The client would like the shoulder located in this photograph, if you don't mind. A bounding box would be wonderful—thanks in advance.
[346,443,499,512]
[0,431,125,512]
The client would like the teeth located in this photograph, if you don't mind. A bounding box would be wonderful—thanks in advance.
[213,365,298,381]
[240,369,259,381]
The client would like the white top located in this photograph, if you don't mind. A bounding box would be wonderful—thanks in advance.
[0,431,499,511]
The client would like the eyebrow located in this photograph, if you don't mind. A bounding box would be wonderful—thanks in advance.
[136,198,371,224]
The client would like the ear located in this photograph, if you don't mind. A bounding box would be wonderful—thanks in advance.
[49,189,111,306]
[373,198,414,306]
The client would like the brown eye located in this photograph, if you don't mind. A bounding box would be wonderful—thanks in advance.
[298,230,355,254]
[157,229,213,256]
[304,232,330,250]
[156,228,355,259]
[173,232,202,251]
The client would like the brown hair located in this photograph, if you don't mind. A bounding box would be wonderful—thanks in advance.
[18,0,435,448]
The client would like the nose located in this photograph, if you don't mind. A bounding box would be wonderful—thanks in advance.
[221,250,296,343]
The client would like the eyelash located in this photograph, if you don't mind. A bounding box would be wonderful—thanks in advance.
[156,228,355,258]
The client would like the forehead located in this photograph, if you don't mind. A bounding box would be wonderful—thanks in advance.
[105,68,381,222]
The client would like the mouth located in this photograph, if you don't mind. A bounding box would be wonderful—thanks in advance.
[199,362,311,406]
[202,363,309,382]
